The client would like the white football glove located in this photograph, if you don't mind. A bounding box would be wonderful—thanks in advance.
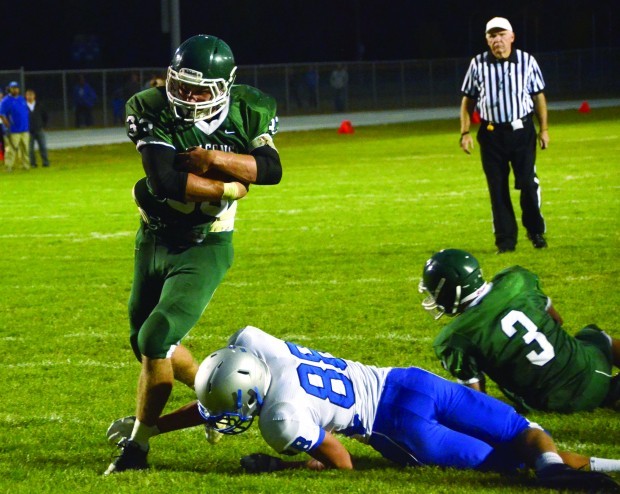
[106,415,136,445]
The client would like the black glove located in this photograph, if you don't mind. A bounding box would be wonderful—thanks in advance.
[240,453,284,474]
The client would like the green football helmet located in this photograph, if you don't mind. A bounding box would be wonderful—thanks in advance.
[195,346,271,435]
[418,249,486,319]
[166,34,237,122]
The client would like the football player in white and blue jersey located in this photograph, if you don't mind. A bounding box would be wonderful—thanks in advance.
[108,326,619,491]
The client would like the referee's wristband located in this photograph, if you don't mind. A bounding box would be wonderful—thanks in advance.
[460,131,470,137]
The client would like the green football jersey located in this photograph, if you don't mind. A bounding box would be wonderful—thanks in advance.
[125,85,278,232]
[433,266,596,411]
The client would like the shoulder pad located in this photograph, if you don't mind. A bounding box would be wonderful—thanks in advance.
[231,85,276,115]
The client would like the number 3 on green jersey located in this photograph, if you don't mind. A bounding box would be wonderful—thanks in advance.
[501,310,555,366]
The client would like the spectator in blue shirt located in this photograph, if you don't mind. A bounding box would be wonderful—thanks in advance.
[0,81,31,171]
[73,75,97,128]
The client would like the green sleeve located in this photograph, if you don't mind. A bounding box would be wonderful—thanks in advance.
[434,334,480,381]
[234,85,278,140]
[125,88,174,147]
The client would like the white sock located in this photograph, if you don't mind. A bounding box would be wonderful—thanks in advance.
[590,457,620,472]
[129,419,160,451]
[535,452,564,471]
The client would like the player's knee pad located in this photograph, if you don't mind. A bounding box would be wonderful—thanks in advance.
[136,309,177,359]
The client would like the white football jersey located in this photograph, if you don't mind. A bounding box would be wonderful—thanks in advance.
[228,326,390,455]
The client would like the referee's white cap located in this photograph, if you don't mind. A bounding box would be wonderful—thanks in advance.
[485,17,513,33]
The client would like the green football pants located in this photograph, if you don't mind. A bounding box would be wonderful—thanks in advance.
[128,225,233,360]
[561,325,613,412]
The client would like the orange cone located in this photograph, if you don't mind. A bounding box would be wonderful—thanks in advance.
[338,120,354,134]
[578,101,591,113]
[471,110,481,124]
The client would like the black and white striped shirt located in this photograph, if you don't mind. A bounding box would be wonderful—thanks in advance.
[461,49,545,124]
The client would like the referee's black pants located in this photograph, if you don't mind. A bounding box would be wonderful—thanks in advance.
[477,117,545,250]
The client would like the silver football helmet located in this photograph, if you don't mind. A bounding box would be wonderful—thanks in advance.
[195,346,271,435]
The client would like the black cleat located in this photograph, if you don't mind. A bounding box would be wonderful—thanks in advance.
[537,463,620,493]
[496,246,516,254]
[104,439,149,475]
[528,233,548,249]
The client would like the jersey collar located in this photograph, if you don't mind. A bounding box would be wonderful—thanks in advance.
[486,49,518,64]
[464,282,492,310]
[195,100,230,136]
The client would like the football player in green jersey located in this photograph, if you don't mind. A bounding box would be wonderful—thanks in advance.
[419,249,619,414]
[105,34,282,475]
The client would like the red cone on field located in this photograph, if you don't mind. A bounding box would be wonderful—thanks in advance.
[338,120,354,134]
[578,101,591,113]
[471,110,481,124]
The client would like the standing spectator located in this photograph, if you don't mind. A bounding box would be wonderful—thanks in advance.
[304,67,319,109]
[0,81,30,171]
[104,34,282,475]
[73,74,97,127]
[111,85,125,126]
[329,64,349,112]
[25,89,50,168]
[459,17,549,254]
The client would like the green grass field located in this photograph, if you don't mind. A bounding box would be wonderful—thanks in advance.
[1,108,619,493]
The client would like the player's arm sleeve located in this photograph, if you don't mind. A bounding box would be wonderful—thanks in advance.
[243,88,282,185]
[140,144,188,202]
[249,135,282,185]
[125,92,188,202]
[435,341,479,382]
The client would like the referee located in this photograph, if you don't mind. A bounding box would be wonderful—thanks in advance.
[459,17,549,254]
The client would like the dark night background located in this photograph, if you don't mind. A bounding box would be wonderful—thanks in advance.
[5,0,619,70]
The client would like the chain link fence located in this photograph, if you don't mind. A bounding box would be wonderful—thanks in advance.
[2,48,618,130]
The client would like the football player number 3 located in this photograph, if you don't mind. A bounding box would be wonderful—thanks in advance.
[501,310,555,366]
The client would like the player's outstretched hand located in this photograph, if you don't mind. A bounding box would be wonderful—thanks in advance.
[240,453,284,473]
[106,415,136,445]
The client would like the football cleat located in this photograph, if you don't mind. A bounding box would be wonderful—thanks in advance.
[106,415,136,445]
[528,233,548,249]
[536,463,620,493]
[104,439,149,475]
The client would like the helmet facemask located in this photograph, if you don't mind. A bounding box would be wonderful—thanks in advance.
[197,386,264,435]
[418,278,466,319]
[166,65,237,123]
